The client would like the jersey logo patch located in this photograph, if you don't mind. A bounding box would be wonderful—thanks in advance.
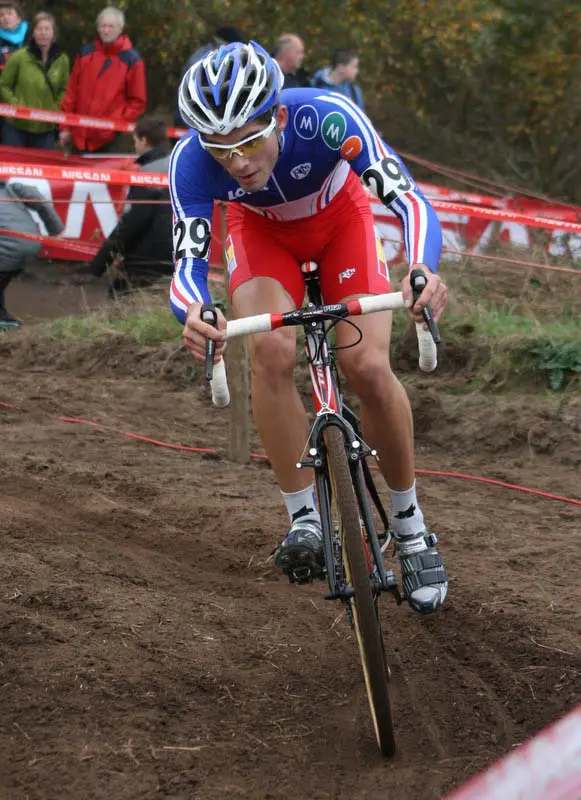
[321,111,347,150]
[290,163,312,180]
[173,217,211,261]
[293,104,319,140]
[340,135,363,161]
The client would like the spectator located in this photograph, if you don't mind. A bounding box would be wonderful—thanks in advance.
[88,117,173,296]
[174,25,243,127]
[59,6,146,153]
[0,1,27,72]
[312,49,364,109]
[0,181,64,329]
[0,13,70,149]
[273,33,310,89]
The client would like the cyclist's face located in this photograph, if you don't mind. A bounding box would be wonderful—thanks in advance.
[204,105,288,193]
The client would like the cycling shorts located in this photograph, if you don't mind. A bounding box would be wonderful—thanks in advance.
[225,170,391,307]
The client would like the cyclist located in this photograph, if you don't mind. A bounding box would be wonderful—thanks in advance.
[170,41,448,614]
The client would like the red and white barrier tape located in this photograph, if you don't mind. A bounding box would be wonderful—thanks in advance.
[446,706,581,800]
[0,102,188,140]
[0,160,168,188]
[3,159,581,234]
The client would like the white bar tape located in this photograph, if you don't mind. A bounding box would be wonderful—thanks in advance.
[416,323,438,372]
[357,291,405,314]
[225,313,273,339]
[209,358,230,408]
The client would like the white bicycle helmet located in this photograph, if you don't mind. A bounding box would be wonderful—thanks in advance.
[178,40,284,136]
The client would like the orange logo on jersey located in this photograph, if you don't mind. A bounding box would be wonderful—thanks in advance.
[340,135,363,161]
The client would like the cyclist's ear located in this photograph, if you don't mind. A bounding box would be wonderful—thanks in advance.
[275,104,288,132]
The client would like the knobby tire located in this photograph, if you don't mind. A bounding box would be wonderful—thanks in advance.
[324,425,396,757]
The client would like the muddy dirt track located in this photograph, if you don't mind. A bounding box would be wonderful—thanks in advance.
[0,269,580,800]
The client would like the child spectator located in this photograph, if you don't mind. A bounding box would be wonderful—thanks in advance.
[312,49,364,109]
[0,1,27,71]
[0,181,64,329]
[0,12,70,149]
[59,6,146,153]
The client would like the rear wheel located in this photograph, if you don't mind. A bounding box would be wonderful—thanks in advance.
[324,424,396,757]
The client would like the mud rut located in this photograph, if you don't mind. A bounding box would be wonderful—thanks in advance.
[0,275,580,800]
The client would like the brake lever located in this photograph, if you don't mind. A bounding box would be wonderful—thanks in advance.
[200,303,218,381]
[409,268,441,345]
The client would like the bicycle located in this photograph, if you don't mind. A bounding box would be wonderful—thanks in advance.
[201,264,440,758]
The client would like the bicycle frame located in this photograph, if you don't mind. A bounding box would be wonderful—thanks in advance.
[294,262,401,601]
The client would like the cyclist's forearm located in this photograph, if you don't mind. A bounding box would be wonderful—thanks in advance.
[170,261,211,324]
[390,194,442,273]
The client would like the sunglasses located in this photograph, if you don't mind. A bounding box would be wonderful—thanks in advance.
[199,117,277,160]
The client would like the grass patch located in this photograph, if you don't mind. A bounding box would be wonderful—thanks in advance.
[45,306,182,347]
[10,271,580,393]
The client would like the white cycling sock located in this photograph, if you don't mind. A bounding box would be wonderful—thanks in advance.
[282,484,321,527]
[389,481,425,538]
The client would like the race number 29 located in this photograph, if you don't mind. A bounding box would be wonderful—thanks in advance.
[362,156,413,205]
[173,217,211,261]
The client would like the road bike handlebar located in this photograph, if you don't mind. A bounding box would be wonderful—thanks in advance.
[203,271,440,407]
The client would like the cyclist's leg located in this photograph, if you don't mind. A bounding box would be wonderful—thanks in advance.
[227,210,324,578]
[319,188,447,611]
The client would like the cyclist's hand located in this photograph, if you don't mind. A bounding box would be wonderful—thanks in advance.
[183,302,227,362]
[402,265,448,324]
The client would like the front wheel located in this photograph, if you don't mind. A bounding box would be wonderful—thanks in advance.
[324,424,396,757]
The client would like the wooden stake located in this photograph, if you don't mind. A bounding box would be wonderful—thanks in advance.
[220,203,250,463]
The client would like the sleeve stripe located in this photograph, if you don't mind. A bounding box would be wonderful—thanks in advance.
[169,135,193,219]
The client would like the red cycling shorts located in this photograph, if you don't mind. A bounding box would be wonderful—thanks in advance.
[225,170,390,307]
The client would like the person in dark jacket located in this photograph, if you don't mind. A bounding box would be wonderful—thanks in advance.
[59,6,146,153]
[312,49,364,109]
[0,181,64,328]
[273,33,310,90]
[88,117,172,296]
[0,0,27,72]
[0,12,70,148]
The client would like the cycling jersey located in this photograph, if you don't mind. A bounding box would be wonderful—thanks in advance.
[169,87,442,322]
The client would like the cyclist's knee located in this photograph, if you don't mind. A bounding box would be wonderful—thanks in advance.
[338,347,393,394]
[249,331,296,384]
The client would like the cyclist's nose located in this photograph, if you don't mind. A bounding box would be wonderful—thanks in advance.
[229,152,252,173]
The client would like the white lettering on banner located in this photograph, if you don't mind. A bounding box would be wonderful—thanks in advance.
[61,169,112,183]
[129,173,166,186]
[63,182,118,238]
[0,164,44,178]
[474,222,497,253]
[79,118,116,129]
[499,221,530,248]
[30,110,65,123]
[440,228,464,262]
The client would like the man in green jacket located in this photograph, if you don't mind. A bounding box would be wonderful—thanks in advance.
[0,12,69,148]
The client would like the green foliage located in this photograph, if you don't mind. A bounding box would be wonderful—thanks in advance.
[527,341,581,390]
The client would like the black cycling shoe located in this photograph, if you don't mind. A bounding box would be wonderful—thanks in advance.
[394,530,448,614]
[274,520,325,584]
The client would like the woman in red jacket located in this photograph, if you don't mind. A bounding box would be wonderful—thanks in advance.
[59,6,146,153]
